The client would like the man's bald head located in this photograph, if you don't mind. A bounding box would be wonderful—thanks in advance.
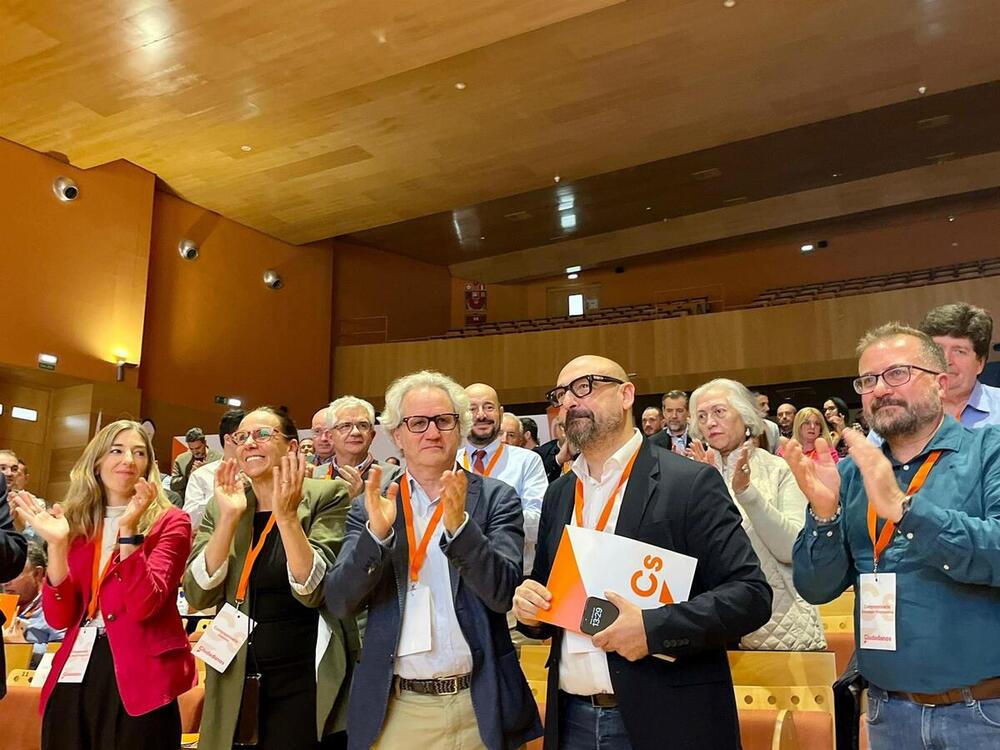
[557,355,630,386]
[465,382,504,447]
[465,382,500,404]
[554,354,635,454]
[311,406,335,460]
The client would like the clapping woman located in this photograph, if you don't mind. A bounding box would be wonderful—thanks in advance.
[12,420,196,750]
[183,406,357,750]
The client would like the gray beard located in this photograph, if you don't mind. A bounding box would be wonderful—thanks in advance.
[567,410,625,450]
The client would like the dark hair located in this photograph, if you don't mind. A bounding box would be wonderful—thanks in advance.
[219,408,247,443]
[185,427,206,443]
[251,405,298,441]
[824,396,849,420]
[520,417,539,440]
[919,302,994,361]
[27,540,47,569]
[661,389,688,405]
[140,417,156,429]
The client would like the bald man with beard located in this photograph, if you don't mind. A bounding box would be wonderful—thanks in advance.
[513,355,771,750]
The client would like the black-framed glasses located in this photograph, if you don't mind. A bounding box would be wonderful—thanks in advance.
[853,364,941,395]
[545,374,624,407]
[400,413,460,433]
[232,427,290,445]
[331,420,373,435]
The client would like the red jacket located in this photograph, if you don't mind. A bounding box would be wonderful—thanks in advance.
[40,506,197,716]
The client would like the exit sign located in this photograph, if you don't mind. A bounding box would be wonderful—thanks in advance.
[38,362,55,371]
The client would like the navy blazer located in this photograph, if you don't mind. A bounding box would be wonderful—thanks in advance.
[0,474,28,699]
[324,470,542,750]
[520,441,772,750]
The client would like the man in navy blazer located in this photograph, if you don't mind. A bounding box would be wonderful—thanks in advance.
[514,355,772,749]
[0,473,29,698]
[324,370,541,750]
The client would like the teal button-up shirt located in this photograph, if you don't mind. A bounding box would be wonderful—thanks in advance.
[792,416,1000,692]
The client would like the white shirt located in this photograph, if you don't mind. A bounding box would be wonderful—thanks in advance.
[89,505,128,627]
[183,458,222,531]
[559,428,643,696]
[393,476,473,680]
[461,439,548,572]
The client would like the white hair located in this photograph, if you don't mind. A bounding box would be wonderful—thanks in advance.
[379,370,472,440]
[327,395,376,425]
[688,378,764,441]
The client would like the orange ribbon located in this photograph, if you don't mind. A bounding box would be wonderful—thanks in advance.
[573,445,641,532]
[235,514,277,604]
[86,522,117,621]
[867,450,942,570]
[462,443,504,477]
[400,476,446,583]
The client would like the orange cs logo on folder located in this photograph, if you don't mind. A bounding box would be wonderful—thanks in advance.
[536,526,698,634]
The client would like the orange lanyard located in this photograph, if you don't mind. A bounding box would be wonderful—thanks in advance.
[400,476,446,583]
[462,443,504,477]
[867,450,942,571]
[235,514,277,604]
[574,445,641,532]
[86,522,117,621]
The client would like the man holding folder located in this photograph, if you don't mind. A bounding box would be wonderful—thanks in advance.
[513,355,772,749]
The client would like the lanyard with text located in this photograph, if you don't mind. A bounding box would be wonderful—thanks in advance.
[86,522,117,621]
[867,450,942,573]
[235,514,277,604]
[400,475,446,584]
[462,443,504,477]
[574,446,641,532]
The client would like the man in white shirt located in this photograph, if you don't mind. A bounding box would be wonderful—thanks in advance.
[462,382,548,574]
[182,408,245,531]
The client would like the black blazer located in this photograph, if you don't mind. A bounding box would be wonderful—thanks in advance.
[533,440,562,482]
[648,427,693,453]
[0,474,28,699]
[520,440,771,750]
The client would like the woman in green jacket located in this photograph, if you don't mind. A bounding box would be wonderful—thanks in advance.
[183,406,359,750]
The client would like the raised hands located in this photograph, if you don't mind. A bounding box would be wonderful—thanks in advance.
[686,440,718,469]
[365,465,399,541]
[440,469,468,534]
[12,492,69,548]
[337,464,364,498]
[730,443,753,494]
[840,428,906,522]
[272,453,308,523]
[784,437,840,519]
[213,459,247,522]
[118,477,158,535]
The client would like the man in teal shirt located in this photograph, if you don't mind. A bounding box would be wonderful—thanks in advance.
[788,322,1000,750]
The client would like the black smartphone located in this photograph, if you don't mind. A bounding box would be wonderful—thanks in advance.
[234,672,261,746]
[580,596,620,635]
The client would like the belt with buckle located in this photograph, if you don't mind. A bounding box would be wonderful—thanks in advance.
[566,691,618,708]
[891,676,1000,706]
[396,674,472,695]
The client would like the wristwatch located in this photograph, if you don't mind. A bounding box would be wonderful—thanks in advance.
[118,534,145,546]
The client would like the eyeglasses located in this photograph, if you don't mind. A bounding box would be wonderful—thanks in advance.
[400,413,460,433]
[853,364,941,395]
[695,405,731,424]
[232,427,289,445]
[331,421,373,435]
[545,374,624,407]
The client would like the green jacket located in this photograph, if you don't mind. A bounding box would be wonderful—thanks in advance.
[183,478,359,749]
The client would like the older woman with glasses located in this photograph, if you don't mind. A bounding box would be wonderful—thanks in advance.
[183,406,358,750]
[688,379,825,651]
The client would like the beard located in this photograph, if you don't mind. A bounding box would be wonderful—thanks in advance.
[867,389,942,440]
[468,418,498,447]
[565,406,625,449]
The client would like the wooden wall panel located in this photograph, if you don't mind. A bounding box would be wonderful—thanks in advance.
[335,277,1000,406]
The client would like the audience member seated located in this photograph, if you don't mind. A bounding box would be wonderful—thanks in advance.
[689,379,825,651]
[183,408,246,532]
[499,411,526,446]
[2,541,65,666]
[640,405,664,437]
[171,427,221,500]
[778,407,839,465]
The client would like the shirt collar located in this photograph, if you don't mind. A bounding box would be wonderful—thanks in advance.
[965,380,992,415]
[879,414,964,464]
[463,437,501,461]
[573,428,643,484]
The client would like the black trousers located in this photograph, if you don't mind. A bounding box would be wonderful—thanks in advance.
[42,634,181,750]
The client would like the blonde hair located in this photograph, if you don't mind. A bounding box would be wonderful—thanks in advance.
[793,407,835,447]
[62,420,172,540]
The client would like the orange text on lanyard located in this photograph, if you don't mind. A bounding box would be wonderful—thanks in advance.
[867,450,942,573]
[400,476,446,584]
[574,446,641,532]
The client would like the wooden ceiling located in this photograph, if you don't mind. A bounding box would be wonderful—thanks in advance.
[3,0,1000,275]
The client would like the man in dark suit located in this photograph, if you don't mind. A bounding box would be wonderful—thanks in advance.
[514,355,772,749]
[0,473,29,698]
[323,370,541,750]
[648,389,695,454]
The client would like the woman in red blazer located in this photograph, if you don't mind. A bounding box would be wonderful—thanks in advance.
[12,419,196,750]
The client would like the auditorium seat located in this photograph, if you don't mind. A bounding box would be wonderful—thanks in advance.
[519,644,549,682]
[6,669,34,686]
[4,643,33,674]
[819,589,854,617]
[739,708,801,750]
[729,651,837,688]
[0,685,41,750]
[735,685,835,750]
[824,632,855,676]
[178,684,205,733]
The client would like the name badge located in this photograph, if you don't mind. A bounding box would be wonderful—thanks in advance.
[193,603,257,672]
[859,573,896,651]
[58,626,98,683]
[397,584,433,656]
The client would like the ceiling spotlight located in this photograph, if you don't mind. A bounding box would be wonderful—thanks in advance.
[240,144,253,152]
[800,243,815,253]
[832,172,841,178]
[723,0,736,7]
[226,397,243,408]
[645,206,652,211]
[567,273,579,280]
[479,235,486,240]
[178,239,199,260]
[565,265,582,274]
[917,85,927,95]
[263,269,283,290]
[52,176,79,202]
[454,82,467,90]
[553,175,561,183]
[947,215,956,222]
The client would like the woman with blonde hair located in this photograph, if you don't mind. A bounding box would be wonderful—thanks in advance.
[780,407,840,464]
[12,419,196,750]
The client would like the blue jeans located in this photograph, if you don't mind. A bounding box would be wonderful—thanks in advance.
[867,685,1000,749]
[558,693,633,750]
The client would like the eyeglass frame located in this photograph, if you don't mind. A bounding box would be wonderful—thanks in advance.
[545,374,625,407]
[329,420,374,435]
[852,364,942,395]
[400,413,461,433]
[231,427,294,446]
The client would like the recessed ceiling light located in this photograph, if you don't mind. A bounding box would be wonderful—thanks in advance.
[917,85,927,95]
[553,175,561,183]
[948,215,956,222]
[454,82,467,90]
[645,206,652,211]
[952,242,959,247]
[565,265,582,274]
[561,213,577,230]
[240,145,253,152]
[479,235,486,240]
[723,0,736,6]
[831,172,841,178]
[800,243,815,253]
[567,273,579,280]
